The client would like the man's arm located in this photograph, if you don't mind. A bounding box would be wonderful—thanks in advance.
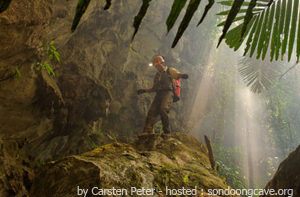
[137,78,157,95]
[137,87,155,95]
[179,73,189,79]
[169,67,189,80]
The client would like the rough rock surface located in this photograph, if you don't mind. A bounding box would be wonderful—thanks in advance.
[0,0,217,195]
[0,0,211,162]
[0,137,33,197]
[30,133,238,197]
[1,0,299,196]
[261,144,300,197]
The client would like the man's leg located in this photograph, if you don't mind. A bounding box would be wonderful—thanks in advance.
[141,95,160,135]
[159,91,174,134]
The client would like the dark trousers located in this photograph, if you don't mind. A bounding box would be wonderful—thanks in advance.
[143,91,174,134]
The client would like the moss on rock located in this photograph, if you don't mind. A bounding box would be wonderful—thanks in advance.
[30,133,239,196]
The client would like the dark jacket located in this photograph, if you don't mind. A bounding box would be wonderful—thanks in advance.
[152,68,175,93]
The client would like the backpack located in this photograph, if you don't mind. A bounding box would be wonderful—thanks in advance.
[167,68,181,102]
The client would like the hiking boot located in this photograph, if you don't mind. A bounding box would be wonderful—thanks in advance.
[138,132,155,139]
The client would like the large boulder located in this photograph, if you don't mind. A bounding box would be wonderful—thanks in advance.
[30,133,238,197]
[261,144,300,197]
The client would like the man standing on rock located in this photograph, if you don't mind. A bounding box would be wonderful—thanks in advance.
[137,56,189,137]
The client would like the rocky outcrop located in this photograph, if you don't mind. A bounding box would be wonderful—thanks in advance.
[0,0,217,150]
[30,133,237,197]
[1,0,300,197]
[0,137,33,197]
[0,0,222,196]
[261,144,300,197]
[0,0,113,161]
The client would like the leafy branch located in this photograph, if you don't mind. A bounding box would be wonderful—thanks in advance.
[35,41,60,76]
[238,55,282,93]
[0,67,21,83]
[220,0,300,62]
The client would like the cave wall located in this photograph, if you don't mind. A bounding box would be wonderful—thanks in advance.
[0,0,216,161]
[0,1,217,194]
[1,1,300,197]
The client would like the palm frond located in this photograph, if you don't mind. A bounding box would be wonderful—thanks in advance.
[166,0,188,34]
[217,0,245,47]
[132,0,152,41]
[104,0,112,10]
[171,0,202,48]
[238,55,282,93]
[218,0,300,62]
[66,0,300,63]
[0,0,12,13]
[71,0,91,33]
[197,0,215,26]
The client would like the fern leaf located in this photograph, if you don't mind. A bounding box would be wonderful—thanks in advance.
[218,15,245,26]
[270,0,280,61]
[250,11,264,57]
[71,0,91,32]
[219,1,267,7]
[275,0,286,60]
[219,0,234,6]
[54,51,60,62]
[256,7,269,59]
[172,0,202,48]
[197,0,215,26]
[217,0,245,47]
[49,53,54,61]
[241,0,256,40]
[262,1,275,60]
[225,16,256,51]
[15,67,21,77]
[238,56,281,93]
[166,0,188,33]
[281,0,292,60]
[288,0,298,61]
[243,13,260,56]
[217,8,264,16]
[132,0,152,41]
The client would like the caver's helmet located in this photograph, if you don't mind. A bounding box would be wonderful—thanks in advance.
[153,56,165,66]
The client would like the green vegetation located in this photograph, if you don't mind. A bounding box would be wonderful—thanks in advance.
[198,40,300,190]
[0,41,60,82]
[183,174,189,184]
[154,122,163,134]
[35,41,60,76]
[94,129,104,137]
[102,78,113,89]
[262,80,300,160]
[14,67,21,77]
[214,144,247,190]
